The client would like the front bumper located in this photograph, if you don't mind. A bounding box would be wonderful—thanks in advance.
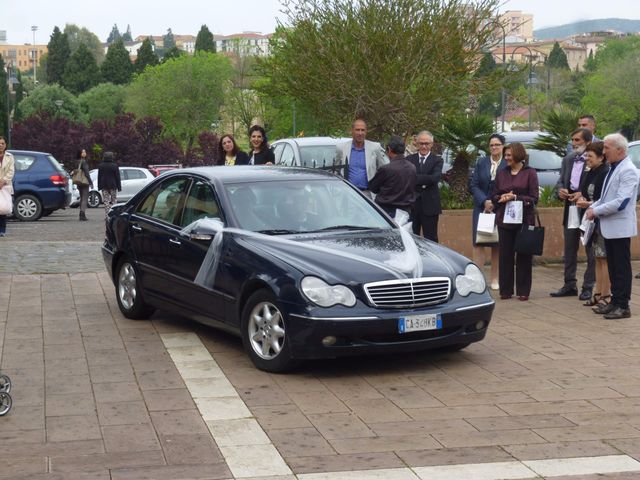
[286,300,494,359]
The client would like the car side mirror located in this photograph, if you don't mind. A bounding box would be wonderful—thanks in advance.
[183,217,223,241]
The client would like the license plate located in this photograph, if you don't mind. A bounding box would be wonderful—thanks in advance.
[398,314,442,333]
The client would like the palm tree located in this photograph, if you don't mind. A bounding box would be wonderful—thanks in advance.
[434,114,494,202]
[532,106,579,158]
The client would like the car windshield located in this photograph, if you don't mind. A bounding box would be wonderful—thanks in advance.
[526,149,561,170]
[299,145,339,168]
[225,179,393,233]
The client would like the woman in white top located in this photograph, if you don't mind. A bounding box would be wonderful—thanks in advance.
[0,136,15,237]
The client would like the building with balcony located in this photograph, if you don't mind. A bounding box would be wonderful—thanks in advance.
[499,10,534,43]
[214,32,272,57]
[0,43,47,72]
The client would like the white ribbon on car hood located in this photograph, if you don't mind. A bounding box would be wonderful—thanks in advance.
[180,217,425,290]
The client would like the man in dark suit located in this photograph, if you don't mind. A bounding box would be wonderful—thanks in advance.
[408,131,443,242]
[550,128,595,300]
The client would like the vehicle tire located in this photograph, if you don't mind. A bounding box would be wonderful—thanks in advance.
[0,374,11,394]
[88,191,101,208]
[0,392,11,416]
[241,289,297,373]
[115,258,155,320]
[14,194,43,221]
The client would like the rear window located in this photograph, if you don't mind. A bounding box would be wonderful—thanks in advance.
[526,149,561,170]
[13,154,36,171]
[299,145,339,167]
[47,155,68,174]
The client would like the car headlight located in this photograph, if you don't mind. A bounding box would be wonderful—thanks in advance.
[301,276,356,307]
[455,264,486,296]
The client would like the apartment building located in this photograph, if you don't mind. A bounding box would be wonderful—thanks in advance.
[0,43,47,72]
[499,10,534,43]
[214,32,271,57]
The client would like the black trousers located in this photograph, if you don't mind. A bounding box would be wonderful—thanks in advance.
[604,237,632,309]
[412,204,439,242]
[498,227,533,297]
[563,226,595,291]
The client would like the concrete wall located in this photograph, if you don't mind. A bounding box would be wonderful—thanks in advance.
[439,207,640,262]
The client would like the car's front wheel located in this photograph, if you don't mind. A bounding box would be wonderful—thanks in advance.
[14,194,43,221]
[241,289,297,372]
[88,191,101,208]
[115,258,155,320]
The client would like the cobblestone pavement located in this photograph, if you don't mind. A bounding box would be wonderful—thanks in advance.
[3,211,640,478]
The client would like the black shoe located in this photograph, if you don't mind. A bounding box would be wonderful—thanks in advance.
[550,286,578,297]
[603,306,631,319]
[594,302,616,315]
[578,290,592,301]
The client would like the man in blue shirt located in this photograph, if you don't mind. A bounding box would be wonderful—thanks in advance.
[335,119,387,198]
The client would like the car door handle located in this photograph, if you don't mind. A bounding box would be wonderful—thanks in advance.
[131,224,142,232]
[169,238,181,246]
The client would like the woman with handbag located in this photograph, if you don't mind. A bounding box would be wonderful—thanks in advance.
[575,141,610,311]
[492,142,539,301]
[469,134,506,290]
[0,136,15,237]
[72,149,93,221]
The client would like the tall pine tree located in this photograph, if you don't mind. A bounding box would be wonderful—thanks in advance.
[101,39,133,84]
[195,25,216,53]
[107,24,121,44]
[123,24,133,41]
[46,26,71,84]
[62,43,100,94]
[163,28,176,50]
[547,42,570,70]
[0,55,7,139]
[134,38,158,73]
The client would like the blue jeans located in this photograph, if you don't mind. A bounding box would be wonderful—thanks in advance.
[0,215,6,234]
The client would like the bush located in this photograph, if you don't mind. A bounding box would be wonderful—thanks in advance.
[440,182,473,210]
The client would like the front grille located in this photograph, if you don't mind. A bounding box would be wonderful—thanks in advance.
[364,277,451,308]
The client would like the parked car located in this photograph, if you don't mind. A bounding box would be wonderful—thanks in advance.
[102,166,494,372]
[9,150,71,221]
[87,167,155,208]
[70,181,80,208]
[148,164,182,177]
[272,137,353,170]
[628,140,640,169]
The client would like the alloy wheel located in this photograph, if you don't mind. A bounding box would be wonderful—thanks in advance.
[118,263,137,310]
[247,301,286,360]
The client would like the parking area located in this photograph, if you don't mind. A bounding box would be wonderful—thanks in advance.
[3,215,640,478]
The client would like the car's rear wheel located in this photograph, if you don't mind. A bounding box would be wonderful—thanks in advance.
[0,392,11,416]
[115,258,155,320]
[88,191,101,208]
[0,374,11,394]
[241,289,297,372]
[14,194,43,221]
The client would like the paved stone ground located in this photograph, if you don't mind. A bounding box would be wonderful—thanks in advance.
[3,210,640,478]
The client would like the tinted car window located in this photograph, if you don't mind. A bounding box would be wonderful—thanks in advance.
[136,177,189,225]
[120,169,130,180]
[13,154,36,171]
[127,169,147,180]
[526,149,561,170]
[272,143,285,164]
[299,146,338,167]
[180,180,220,227]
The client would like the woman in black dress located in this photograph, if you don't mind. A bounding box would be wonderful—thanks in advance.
[217,134,249,166]
[575,141,610,310]
[248,125,275,165]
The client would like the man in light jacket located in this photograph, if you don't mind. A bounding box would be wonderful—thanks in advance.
[585,133,639,319]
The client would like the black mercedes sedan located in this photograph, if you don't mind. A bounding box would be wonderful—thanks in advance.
[102,167,494,372]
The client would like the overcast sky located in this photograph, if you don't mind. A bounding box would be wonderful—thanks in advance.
[3,0,639,44]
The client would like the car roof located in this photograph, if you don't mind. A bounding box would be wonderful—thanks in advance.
[272,137,352,147]
[8,149,51,156]
[502,131,545,144]
[171,165,340,183]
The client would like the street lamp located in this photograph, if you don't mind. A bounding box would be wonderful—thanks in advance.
[31,26,38,85]
[54,99,63,117]
[509,45,537,130]
[484,18,507,132]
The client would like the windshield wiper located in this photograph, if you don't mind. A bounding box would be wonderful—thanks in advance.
[256,229,300,235]
[310,225,377,232]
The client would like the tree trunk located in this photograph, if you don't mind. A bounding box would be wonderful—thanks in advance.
[449,154,471,203]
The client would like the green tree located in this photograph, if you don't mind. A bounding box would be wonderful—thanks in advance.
[125,52,233,153]
[13,70,25,121]
[107,24,121,43]
[61,43,100,94]
[546,42,570,70]
[162,46,183,61]
[163,28,176,50]
[19,84,84,121]
[474,51,501,117]
[259,0,499,138]
[123,24,133,42]
[64,24,105,63]
[46,26,71,84]
[134,38,158,73]
[195,25,216,53]
[0,55,7,138]
[101,39,133,84]
[532,106,579,158]
[432,114,494,200]
[78,82,126,122]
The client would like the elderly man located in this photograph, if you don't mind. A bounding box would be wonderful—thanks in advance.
[335,118,387,198]
[368,135,416,218]
[407,131,443,242]
[585,133,639,319]
[550,127,595,300]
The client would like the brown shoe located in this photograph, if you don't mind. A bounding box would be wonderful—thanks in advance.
[603,306,631,320]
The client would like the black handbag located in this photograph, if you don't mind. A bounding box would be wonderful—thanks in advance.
[515,210,544,256]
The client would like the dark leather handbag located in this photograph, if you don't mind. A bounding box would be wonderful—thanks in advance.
[515,210,544,256]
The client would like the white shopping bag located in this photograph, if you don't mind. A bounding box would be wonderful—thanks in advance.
[567,204,580,229]
[0,187,12,216]
[503,200,523,224]
[477,212,496,233]
[580,216,595,246]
